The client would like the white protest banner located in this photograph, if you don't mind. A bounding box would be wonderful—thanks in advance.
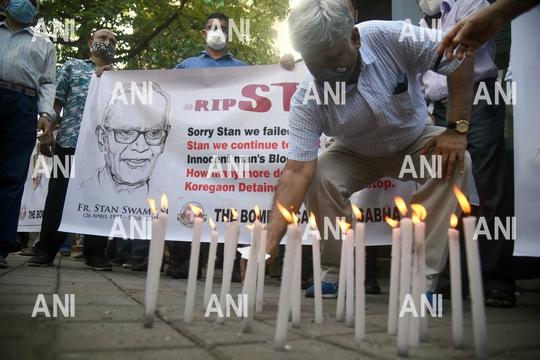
[60,65,414,244]
[512,8,540,256]
[18,145,51,232]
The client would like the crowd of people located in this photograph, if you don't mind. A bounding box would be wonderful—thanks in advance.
[1,0,538,310]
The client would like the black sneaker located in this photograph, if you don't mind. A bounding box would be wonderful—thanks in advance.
[0,256,7,268]
[85,255,113,271]
[110,256,128,266]
[122,256,144,269]
[28,253,54,267]
[169,259,202,279]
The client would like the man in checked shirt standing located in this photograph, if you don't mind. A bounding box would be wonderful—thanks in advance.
[266,0,475,296]
[0,0,55,268]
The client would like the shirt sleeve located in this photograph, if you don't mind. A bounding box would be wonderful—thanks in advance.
[37,41,56,117]
[174,61,186,69]
[287,87,323,161]
[55,60,72,105]
[389,20,463,76]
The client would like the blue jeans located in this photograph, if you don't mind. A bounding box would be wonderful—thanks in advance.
[0,88,38,258]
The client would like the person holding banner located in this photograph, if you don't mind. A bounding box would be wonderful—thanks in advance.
[169,12,246,281]
[265,0,474,296]
[28,29,117,269]
[0,0,55,268]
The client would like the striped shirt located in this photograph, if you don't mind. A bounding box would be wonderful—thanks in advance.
[288,20,462,161]
[0,21,56,116]
[174,50,247,69]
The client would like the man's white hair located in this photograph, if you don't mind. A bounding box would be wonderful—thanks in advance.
[288,0,354,55]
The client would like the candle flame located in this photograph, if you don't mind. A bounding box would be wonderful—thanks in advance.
[189,204,202,217]
[453,186,471,215]
[385,216,399,228]
[245,224,254,231]
[147,198,157,216]
[450,213,458,228]
[394,196,408,216]
[292,212,299,225]
[223,216,228,222]
[411,203,426,221]
[230,207,238,221]
[337,219,351,233]
[208,217,216,230]
[254,205,260,220]
[160,194,168,210]
[309,212,318,230]
[412,213,420,224]
[276,202,293,223]
[352,204,363,221]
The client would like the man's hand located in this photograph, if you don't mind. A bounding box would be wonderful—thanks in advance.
[39,131,55,157]
[37,116,51,138]
[96,65,113,77]
[421,130,467,179]
[436,7,503,61]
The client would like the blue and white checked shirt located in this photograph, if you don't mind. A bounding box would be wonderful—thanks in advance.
[0,21,56,115]
[174,50,247,69]
[288,20,462,161]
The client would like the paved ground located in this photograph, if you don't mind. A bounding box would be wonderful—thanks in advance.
[1,254,539,360]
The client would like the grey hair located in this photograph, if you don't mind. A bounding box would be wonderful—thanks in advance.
[288,0,355,55]
[102,82,171,127]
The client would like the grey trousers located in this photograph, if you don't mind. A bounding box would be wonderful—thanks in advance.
[304,125,471,290]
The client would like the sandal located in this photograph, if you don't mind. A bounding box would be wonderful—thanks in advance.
[485,289,517,308]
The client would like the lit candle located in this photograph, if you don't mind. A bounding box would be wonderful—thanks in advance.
[243,206,262,333]
[143,195,168,328]
[395,196,412,357]
[291,224,302,328]
[352,205,365,341]
[309,213,323,324]
[274,203,301,350]
[454,186,487,359]
[448,213,464,349]
[184,204,203,323]
[336,219,350,322]
[217,209,239,324]
[255,225,267,313]
[385,216,400,336]
[345,227,354,328]
[203,218,218,309]
[409,204,426,347]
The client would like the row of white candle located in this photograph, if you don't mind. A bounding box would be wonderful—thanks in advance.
[143,189,486,358]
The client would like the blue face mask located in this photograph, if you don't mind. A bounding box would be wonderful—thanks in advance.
[6,0,37,25]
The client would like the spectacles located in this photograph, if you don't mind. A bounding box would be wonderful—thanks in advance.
[105,127,169,146]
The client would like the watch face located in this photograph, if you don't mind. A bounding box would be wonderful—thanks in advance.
[456,121,469,133]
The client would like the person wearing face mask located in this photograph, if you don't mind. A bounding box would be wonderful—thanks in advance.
[265,0,475,299]
[0,0,55,268]
[170,12,247,281]
[279,0,383,296]
[418,0,517,308]
[174,12,247,69]
[28,29,119,270]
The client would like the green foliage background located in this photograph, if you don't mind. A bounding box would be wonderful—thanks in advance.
[38,0,290,68]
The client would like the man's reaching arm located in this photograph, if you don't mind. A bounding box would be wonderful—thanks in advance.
[266,159,316,259]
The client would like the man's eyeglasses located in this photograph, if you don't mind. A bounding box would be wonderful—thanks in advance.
[105,127,169,146]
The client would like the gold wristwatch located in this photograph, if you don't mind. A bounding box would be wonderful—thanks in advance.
[447,119,470,134]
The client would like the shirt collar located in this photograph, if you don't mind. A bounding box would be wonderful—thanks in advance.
[0,20,34,35]
[200,49,235,60]
[360,45,376,66]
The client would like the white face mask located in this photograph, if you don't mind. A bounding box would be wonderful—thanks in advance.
[206,29,227,51]
[418,0,443,16]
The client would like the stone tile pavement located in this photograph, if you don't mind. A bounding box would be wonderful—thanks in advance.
[1,254,539,360]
